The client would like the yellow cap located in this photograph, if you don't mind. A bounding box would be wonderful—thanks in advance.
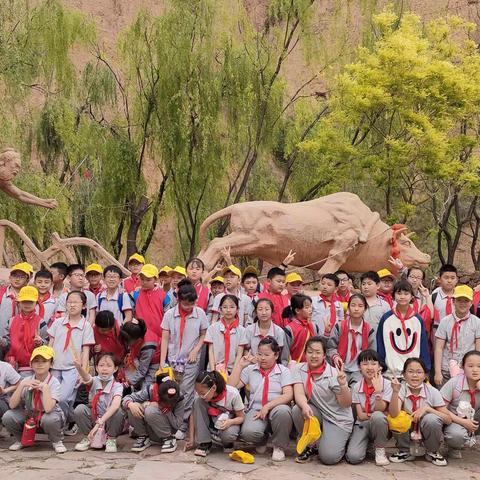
[30,345,55,362]
[222,264,241,277]
[296,417,321,454]
[286,272,303,284]
[229,450,255,464]
[387,411,412,433]
[377,268,394,279]
[168,266,187,277]
[85,263,103,275]
[159,265,173,274]
[17,286,39,303]
[453,285,473,301]
[140,264,159,278]
[11,262,33,275]
[155,366,175,380]
[210,276,224,284]
[243,266,259,277]
[128,253,145,264]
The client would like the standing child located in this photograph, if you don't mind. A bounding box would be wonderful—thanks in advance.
[360,271,391,333]
[311,274,344,338]
[164,266,187,313]
[186,257,210,312]
[193,370,245,456]
[158,266,172,293]
[123,253,145,294]
[209,276,225,298]
[335,270,353,305]
[430,264,458,334]
[328,294,375,385]
[93,311,125,365]
[3,346,66,453]
[377,269,395,308]
[388,358,451,466]
[50,262,68,300]
[241,267,259,326]
[73,353,124,453]
[86,264,104,297]
[258,268,289,329]
[34,270,57,326]
[285,273,303,299]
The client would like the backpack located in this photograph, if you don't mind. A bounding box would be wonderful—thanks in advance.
[98,293,125,320]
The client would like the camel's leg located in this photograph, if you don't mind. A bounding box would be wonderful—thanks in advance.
[317,229,359,275]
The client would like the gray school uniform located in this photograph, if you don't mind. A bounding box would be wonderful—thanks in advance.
[204,321,247,371]
[211,291,252,326]
[431,288,452,326]
[56,289,97,314]
[0,287,18,341]
[243,294,258,326]
[0,361,21,417]
[363,296,391,333]
[435,313,480,377]
[97,289,132,326]
[311,296,344,336]
[244,322,286,356]
[36,295,57,325]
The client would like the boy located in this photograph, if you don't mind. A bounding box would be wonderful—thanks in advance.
[285,272,303,299]
[123,253,145,294]
[335,270,353,304]
[34,269,57,326]
[242,267,259,327]
[50,262,67,299]
[377,269,395,308]
[311,273,344,337]
[134,264,165,338]
[3,345,66,453]
[159,266,172,292]
[360,271,391,333]
[56,264,97,323]
[85,263,104,297]
[97,265,133,326]
[258,267,290,328]
[209,276,225,298]
[434,285,480,386]
[164,266,186,313]
[430,264,458,331]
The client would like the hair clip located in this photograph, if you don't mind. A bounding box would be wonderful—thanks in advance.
[161,375,171,383]
[131,318,139,325]
[167,387,177,397]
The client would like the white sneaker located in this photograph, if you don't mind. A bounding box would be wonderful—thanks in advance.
[105,438,117,453]
[375,447,390,466]
[64,423,78,436]
[174,430,186,440]
[256,444,267,454]
[272,447,286,462]
[74,437,91,451]
[9,441,23,451]
[53,441,67,454]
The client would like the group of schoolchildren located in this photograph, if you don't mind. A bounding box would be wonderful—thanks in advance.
[0,251,479,470]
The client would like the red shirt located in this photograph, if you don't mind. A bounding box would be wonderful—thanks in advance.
[7,312,44,368]
[258,290,290,328]
[124,275,140,294]
[93,324,125,363]
[135,287,165,338]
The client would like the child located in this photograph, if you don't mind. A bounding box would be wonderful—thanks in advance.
[311,273,344,337]
[405,267,430,314]
[389,357,451,466]
[285,273,303,299]
[209,276,225,298]
[242,267,260,299]
[34,270,57,326]
[164,266,187,312]
[123,371,183,453]
[134,264,165,338]
[93,311,125,364]
[292,336,353,464]
[284,294,319,364]
[328,294,375,385]
[434,285,480,386]
[0,359,21,423]
[377,281,430,378]
[158,266,172,292]
[123,253,145,294]
[229,337,293,462]
[346,350,392,466]
[48,290,95,431]
[244,298,286,359]
[360,271,391,332]
[430,264,458,331]
[50,262,68,299]
[205,295,247,374]
[441,350,480,458]
[73,353,124,453]
[186,257,210,312]
[97,265,133,326]
[335,270,353,304]
[3,345,66,453]
[119,318,160,391]
[6,286,48,375]
[85,263,104,297]
[160,279,209,437]
[377,269,395,308]
[193,370,245,456]
[56,265,97,324]
[258,267,289,328]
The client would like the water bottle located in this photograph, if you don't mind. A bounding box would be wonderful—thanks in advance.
[214,412,229,429]
[410,430,425,456]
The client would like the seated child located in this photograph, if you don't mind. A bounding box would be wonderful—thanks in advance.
[0,360,21,422]
[93,311,125,364]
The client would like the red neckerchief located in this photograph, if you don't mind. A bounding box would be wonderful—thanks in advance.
[91,390,104,420]
[63,323,74,352]
[393,306,415,345]
[89,285,103,296]
[319,294,337,334]
[194,283,209,311]
[259,365,276,406]
[306,362,326,400]
[446,296,453,316]
[450,313,469,353]
[287,318,314,362]
[221,318,239,369]
[178,306,190,349]
[336,291,351,303]
[337,317,370,362]
[124,339,142,368]
[208,389,227,416]
[37,292,51,320]
[30,374,52,418]
[378,291,393,308]
[468,388,477,409]
[21,311,39,354]
[363,381,376,414]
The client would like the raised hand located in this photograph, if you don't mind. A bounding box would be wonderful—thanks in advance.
[371,370,384,394]
[282,250,296,267]
[335,362,347,387]
[388,256,404,271]
[391,374,401,393]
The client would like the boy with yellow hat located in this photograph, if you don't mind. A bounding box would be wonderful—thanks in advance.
[124,253,145,294]
[285,272,303,299]
[85,263,104,297]
[164,266,187,313]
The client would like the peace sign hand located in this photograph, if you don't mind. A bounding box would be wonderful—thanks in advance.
[335,362,348,387]
[391,374,401,393]
[282,250,296,267]
[371,370,383,394]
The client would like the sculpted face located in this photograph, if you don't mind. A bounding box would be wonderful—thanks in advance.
[0,151,21,182]
[397,233,430,268]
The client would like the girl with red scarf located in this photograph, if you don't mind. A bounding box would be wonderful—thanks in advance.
[186,257,211,312]
[346,349,392,466]
[328,294,375,385]
[193,370,245,457]
[123,372,183,453]
[291,336,353,464]
[93,311,125,364]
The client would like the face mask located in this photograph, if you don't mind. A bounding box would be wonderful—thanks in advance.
[406,383,421,390]
[99,374,114,382]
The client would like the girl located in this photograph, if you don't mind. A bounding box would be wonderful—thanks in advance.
[441,350,480,458]
[93,311,126,364]
[186,257,210,312]
[48,290,95,432]
[284,294,320,364]
[328,294,375,385]
[73,353,124,453]
[292,336,353,465]
[119,318,160,391]
[244,298,285,359]
[389,357,451,466]
[160,279,209,438]
[205,295,247,374]
[123,372,183,453]
[229,337,293,462]
[3,345,66,453]
[193,370,245,456]
[346,349,392,466]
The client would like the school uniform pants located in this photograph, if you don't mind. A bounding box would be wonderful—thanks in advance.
[240,404,293,448]
[52,368,78,422]
[0,398,9,421]
[176,361,201,430]
[394,413,444,452]
[74,404,125,438]
[292,404,351,465]
[2,408,64,443]
[127,405,179,442]
[345,411,389,464]
[193,397,240,445]
[444,409,480,449]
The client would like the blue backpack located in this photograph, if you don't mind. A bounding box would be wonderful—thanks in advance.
[98,293,125,320]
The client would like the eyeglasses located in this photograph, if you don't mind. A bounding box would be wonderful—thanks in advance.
[70,273,85,277]
[338,278,349,283]
[11,273,28,279]
[408,275,423,281]
[66,301,83,306]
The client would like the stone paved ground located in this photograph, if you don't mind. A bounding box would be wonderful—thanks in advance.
[0,433,478,480]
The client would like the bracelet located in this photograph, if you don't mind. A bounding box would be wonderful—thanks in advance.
[281,262,287,268]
